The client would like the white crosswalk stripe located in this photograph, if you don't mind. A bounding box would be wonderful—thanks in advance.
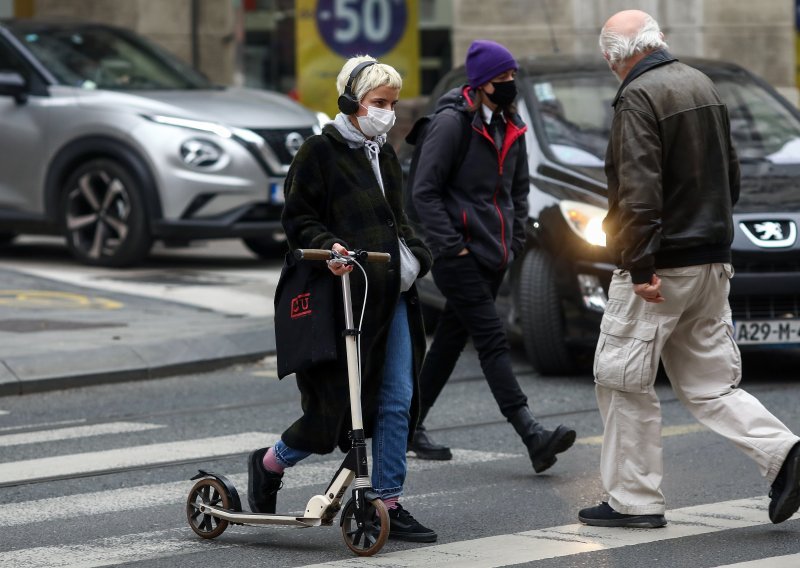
[293,497,799,568]
[0,449,513,527]
[0,431,279,485]
[0,421,163,447]
[1,421,796,567]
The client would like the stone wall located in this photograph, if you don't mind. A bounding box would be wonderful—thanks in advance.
[452,0,794,98]
[32,0,235,84]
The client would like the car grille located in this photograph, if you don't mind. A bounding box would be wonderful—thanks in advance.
[730,295,800,319]
[251,128,314,165]
[734,260,800,273]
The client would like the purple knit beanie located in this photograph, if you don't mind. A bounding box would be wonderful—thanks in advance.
[465,39,518,88]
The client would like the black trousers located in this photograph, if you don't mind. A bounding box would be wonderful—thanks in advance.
[418,254,528,418]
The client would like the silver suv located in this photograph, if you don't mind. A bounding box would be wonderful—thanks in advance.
[0,20,323,266]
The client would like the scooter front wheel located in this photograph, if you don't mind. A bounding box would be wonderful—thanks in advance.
[340,497,389,556]
[186,477,231,539]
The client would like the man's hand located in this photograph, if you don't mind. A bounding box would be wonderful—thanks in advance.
[633,274,665,303]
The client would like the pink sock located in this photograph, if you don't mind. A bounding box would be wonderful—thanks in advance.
[262,447,285,474]
[383,497,399,510]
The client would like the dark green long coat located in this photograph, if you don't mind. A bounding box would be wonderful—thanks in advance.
[279,123,433,454]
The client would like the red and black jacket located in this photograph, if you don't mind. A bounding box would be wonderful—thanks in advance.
[411,85,529,270]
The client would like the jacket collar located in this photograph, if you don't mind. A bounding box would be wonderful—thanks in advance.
[612,49,678,108]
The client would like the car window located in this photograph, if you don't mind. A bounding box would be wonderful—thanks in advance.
[528,74,617,167]
[12,27,213,90]
[714,75,800,164]
[0,35,27,75]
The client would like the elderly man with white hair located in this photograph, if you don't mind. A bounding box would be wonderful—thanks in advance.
[578,9,800,528]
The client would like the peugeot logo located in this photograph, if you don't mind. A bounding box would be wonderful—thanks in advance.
[285,132,305,157]
[740,220,797,248]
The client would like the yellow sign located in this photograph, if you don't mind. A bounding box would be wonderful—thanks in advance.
[296,0,419,118]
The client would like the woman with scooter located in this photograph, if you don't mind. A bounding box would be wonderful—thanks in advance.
[248,56,436,543]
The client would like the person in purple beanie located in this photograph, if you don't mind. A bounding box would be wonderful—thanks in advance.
[408,39,577,471]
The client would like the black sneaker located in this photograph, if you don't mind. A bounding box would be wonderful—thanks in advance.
[247,447,283,514]
[578,502,666,528]
[408,425,453,461]
[769,441,800,524]
[388,503,437,542]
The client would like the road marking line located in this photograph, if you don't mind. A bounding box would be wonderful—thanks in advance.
[0,497,795,568]
[295,497,799,568]
[0,422,164,447]
[577,423,708,446]
[711,553,800,568]
[0,449,514,527]
[0,418,87,432]
[0,527,234,568]
[0,431,280,485]
[6,265,272,316]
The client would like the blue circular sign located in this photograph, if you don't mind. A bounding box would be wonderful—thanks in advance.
[316,0,407,58]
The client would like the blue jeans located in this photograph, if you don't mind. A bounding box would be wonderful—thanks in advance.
[273,296,413,500]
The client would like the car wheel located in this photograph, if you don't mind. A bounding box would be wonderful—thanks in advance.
[61,159,152,267]
[242,234,287,259]
[517,248,573,375]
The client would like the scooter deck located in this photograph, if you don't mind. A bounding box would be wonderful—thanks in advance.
[198,504,323,528]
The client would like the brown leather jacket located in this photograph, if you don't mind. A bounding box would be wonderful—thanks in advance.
[603,50,741,284]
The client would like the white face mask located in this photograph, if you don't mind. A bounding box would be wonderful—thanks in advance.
[356,104,396,137]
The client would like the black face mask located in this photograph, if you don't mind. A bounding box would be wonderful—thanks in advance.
[487,79,517,106]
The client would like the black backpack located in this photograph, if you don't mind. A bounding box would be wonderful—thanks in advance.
[403,106,472,227]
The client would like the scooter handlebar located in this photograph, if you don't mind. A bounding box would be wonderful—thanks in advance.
[293,249,391,264]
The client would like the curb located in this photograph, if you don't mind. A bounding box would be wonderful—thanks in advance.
[0,319,276,397]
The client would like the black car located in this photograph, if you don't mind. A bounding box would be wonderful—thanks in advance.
[404,55,800,375]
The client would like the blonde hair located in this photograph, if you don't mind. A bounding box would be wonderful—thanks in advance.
[336,55,402,102]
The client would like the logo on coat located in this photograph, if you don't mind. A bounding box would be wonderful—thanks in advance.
[290,293,312,319]
[740,220,797,248]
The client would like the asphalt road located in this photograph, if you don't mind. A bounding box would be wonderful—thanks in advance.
[1,237,800,567]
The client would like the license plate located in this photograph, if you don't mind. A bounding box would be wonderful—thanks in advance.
[733,319,800,345]
[269,180,284,205]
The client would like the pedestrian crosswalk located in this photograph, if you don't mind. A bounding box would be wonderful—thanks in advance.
[0,418,797,567]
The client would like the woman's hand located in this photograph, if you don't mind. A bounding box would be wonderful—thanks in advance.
[327,242,354,275]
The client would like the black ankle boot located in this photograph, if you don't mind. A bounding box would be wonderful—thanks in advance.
[407,407,453,461]
[247,447,283,513]
[508,407,576,473]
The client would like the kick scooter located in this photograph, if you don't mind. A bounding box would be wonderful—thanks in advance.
[185,248,392,557]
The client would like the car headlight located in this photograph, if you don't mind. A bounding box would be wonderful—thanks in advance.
[144,114,233,138]
[559,200,607,246]
[180,138,225,168]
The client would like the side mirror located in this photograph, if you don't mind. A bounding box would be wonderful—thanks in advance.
[0,71,29,104]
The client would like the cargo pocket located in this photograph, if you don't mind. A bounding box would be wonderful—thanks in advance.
[594,315,658,393]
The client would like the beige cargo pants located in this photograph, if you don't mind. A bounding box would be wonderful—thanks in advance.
[594,263,799,515]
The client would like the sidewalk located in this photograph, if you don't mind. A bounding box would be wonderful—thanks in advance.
[0,267,275,396]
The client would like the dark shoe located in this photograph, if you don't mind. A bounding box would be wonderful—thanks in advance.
[579,502,667,528]
[408,424,453,461]
[769,441,800,524]
[508,406,577,473]
[247,447,283,514]
[387,503,437,542]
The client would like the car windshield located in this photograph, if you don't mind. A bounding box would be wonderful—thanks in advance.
[13,26,214,90]
[528,70,800,167]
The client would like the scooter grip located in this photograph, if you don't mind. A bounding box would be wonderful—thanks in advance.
[294,249,333,261]
[364,252,391,263]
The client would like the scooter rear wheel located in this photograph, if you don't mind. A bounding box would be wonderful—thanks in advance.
[340,497,389,556]
[186,477,231,539]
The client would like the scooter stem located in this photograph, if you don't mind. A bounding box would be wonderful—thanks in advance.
[340,271,364,431]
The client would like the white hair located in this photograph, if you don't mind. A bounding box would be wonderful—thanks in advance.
[599,14,668,66]
[336,55,402,101]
